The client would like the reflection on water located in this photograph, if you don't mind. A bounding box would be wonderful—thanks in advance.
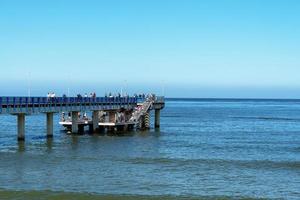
[17,141,25,152]
[1,99,300,199]
[70,135,79,150]
[45,138,53,152]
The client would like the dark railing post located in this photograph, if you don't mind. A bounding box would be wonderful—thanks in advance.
[25,97,28,113]
[37,97,40,109]
[0,97,2,113]
[13,97,16,112]
[31,97,34,109]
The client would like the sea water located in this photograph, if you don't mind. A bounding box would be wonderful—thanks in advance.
[0,99,300,199]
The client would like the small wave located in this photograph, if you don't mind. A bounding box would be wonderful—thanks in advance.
[124,157,300,170]
[0,189,268,200]
[231,116,300,122]
[291,146,300,153]
[163,115,183,118]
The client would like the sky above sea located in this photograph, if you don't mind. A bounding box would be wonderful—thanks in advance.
[0,0,299,98]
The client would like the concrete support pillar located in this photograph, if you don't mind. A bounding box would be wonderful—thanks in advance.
[17,114,25,141]
[128,124,134,131]
[88,124,93,134]
[92,111,99,132]
[109,112,116,123]
[108,126,115,133]
[46,112,54,138]
[155,109,161,128]
[99,126,105,133]
[78,124,84,134]
[71,111,79,134]
[116,125,124,132]
[124,124,128,132]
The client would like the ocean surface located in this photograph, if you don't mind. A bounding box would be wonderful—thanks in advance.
[0,98,300,200]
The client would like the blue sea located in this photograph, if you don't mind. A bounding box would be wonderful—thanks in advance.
[0,98,300,199]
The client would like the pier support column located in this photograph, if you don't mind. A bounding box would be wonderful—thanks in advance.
[78,124,84,134]
[155,109,160,128]
[17,113,25,141]
[109,112,116,123]
[92,111,99,132]
[46,112,54,138]
[116,125,125,132]
[128,124,134,131]
[71,111,79,134]
[124,124,128,132]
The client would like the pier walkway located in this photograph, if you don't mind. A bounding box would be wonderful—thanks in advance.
[0,96,165,141]
[0,96,138,114]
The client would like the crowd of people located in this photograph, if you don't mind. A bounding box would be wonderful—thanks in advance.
[48,92,97,99]
[46,92,157,109]
[104,92,129,98]
[47,92,155,100]
[47,92,56,98]
[77,92,97,98]
[103,93,154,99]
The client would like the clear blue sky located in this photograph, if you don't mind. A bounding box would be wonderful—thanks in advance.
[0,0,299,98]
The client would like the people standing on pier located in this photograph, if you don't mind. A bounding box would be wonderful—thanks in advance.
[61,112,65,122]
[89,92,96,98]
[47,92,56,102]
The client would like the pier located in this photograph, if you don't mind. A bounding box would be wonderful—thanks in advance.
[0,95,165,141]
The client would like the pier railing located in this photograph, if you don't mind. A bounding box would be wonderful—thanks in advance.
[0,96,138,114]
[136,96,165,104]
[0,96,165,114]
[155,96,165,103]
[0,96,137,106]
